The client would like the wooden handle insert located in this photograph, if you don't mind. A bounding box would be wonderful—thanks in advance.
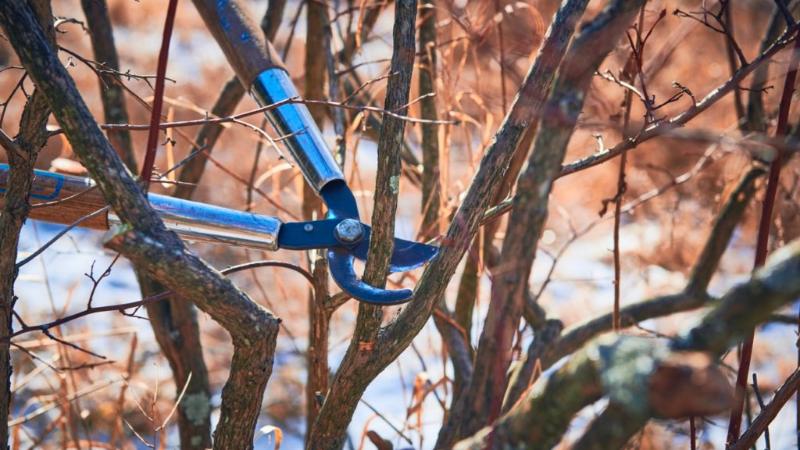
[0,167,109,230]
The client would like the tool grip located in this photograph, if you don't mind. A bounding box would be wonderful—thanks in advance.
[191,0,285,86]
[191,0,346,194]
[251,69,346,193]
[0,165,282,251]
[0,165,108,229]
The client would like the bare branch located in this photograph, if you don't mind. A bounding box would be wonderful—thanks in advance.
[459,238,800,449]
[561,23,799,177]
[0,2,56,444]
[0,3,281,449]
[80,0,138,171]
[730,369,800,450]
[309,3,417,446]
[441,1,645,444]
[176,0,285,201]
[539,166,764,370]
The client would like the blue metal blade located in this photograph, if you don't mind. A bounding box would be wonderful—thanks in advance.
[278,219,439,272]
[327,248,413,305]
[319,181,359,219]
[277,219,341,250]
[315,181,439,271]
[352,227,439,273]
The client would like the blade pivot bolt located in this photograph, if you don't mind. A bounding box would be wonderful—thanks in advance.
[334,218,364,245]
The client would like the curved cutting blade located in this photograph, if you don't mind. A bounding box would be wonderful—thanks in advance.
[327,248,413,305]
[317,181,439,272]
[352,227,439,273]
[279,220,439,272]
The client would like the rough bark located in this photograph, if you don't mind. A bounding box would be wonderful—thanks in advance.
[80,0,138,171]
[419,0,441,240]
[483,21,800,222]
[453,0,592,411]
[572,241,800,450]
[306,0,606,446]
[571,402,648,450]
[501,9,767,419]
[305,250,330,438]
[80,2,214,446]
[307,1,417,447]
[572,352,732,449]
[0,2,55,446]
[457,238,800,448]
[302,0,332,439]
[456,339,730,449]
[146,4,285,446]
[302,0,327,220]
[453,0,583,359]
[0,139,32,450]
[437,1,641,445]
[417,0,475,400]
[0,3,280,448]
[673,243,800,356]
[142,78,239,450]
[362,0,416,286]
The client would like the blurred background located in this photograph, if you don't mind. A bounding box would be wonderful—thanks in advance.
[2,0,799,448]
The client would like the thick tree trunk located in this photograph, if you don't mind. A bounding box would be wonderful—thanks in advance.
[308,2,417,447]
[0,153,36,449]
[0,1,55,446]
[80,2,214,446]
[0,2,281,448]
[80,0,138,171]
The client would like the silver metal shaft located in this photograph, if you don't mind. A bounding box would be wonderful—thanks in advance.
[109,194,282,251]
[250,67,345,193]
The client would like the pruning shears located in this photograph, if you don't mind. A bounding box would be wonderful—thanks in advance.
[192,0,439,304]
[0,0,438,304]
[0,163,436,304]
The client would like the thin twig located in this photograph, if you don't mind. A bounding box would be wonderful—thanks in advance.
[91,97,456,133]
[10,259,313,339]
[156,372,192,431]
[727,28,800,446]
[751,373,772,450]
[730,370,800,450]
[8,378,121,428]
[140,0,179,189]
[358,399,414,445]
[561,23,800,177]
[15,206,109,269]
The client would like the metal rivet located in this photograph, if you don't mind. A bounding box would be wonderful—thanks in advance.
[304,224,314,232]
[334,218,364,245]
